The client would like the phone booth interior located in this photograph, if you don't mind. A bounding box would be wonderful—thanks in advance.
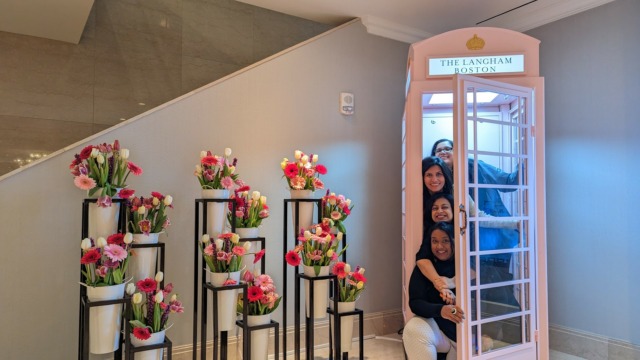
[401,28,548,359]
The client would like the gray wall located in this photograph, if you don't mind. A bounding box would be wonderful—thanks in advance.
[0,20,408,359]
[0,0,332,175]
[527,0,640,346]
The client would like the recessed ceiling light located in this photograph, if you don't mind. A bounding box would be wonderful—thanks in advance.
[138,102,146,106]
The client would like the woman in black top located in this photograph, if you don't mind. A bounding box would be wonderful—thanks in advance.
[403,222,464,360]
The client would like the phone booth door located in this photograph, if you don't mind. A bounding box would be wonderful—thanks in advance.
[454,74,539,359]
[401,27,548,360]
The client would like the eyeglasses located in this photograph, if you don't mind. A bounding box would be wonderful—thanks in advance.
[435,147,453,154]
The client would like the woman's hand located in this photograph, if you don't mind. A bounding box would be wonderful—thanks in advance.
[439,289,456,305]
[441,304,465,324]
[433,277,448,291]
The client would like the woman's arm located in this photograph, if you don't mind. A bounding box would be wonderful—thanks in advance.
[468,195,518,230]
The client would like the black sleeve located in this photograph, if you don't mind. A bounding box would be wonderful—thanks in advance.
[415,237,433,261]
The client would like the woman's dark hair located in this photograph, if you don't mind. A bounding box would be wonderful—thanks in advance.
[427,221,455,255]
[430,139,454,157]
[424,192,454,230]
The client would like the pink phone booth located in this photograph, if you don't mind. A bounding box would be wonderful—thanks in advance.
[402,27,548,359]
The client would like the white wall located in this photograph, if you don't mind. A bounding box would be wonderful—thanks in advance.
[0,20,409,359]
[527,0,640,345]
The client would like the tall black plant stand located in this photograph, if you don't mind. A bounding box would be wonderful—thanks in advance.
[193,198,237,360]
[78,198,128,360]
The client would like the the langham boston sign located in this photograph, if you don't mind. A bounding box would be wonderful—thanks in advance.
[428,54,525,76]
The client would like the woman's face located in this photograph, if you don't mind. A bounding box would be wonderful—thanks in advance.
[434,141,454,169]
[424,165,446,195]
[431,198,453,223]
[431,229,453,261]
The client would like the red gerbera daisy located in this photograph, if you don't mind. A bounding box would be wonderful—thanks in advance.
[107,233,125,246]
[253,249,266,264]
[118,188,135,199]
[81,249,101,264]
[332,262,347,279]
[136,278,157,293]
[284,163,298,178]
[247,285,264,302]
[285,250,301,266]
[151,191,164,199]
[352,272,367,283]
[127,161,143,176]
[315,164,327,175]
[201,156,218,166]
[133,327,151,340]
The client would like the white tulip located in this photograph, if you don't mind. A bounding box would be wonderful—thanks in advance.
[215,239,224,250]
[91,148,99,158]
[280,158,288,169]
[132,293,143,304]
[202,234,210,243]
[96,154,105,164]
[224,148,232,157]
[312,154,319,162]
[242,191,249,197]
[315,226,322,234]
[164,195,173,206]
[251,191,260,201]
[301,155,309,164]
[195,165,203,175]
[228,165,235,174]
[137,206,146,215]
[304,230,312,240]
[243,242,252,251]
[260,196,267,205]
[325,235,332,243]
[155,291,164,303]
[96,237,107,248]
[81,238,92,250]
[152,197,160,206]
[337,232,344,240]
[124,232,133,244]
[200,151,207,158]
[326,249,334,258]
[346,199,352,207]
[231,233,240,244]
[120,149,129,159]
[171,294,177,302]
[126,283,136,295]
[294,150,302,160]
[344,263,351,273]
[358,267,365,275]
[155,272,164,283]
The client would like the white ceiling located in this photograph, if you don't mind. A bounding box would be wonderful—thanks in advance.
[0,0,613,44]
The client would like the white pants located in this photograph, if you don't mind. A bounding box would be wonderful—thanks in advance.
[403,316,457,360]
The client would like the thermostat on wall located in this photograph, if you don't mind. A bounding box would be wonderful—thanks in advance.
[340,92,354,115]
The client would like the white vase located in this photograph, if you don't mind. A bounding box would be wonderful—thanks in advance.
[207,270,241,331]
[201,189,230,239]
[289,189,315,233]
[88,203,120,240]
[330,301,357,352]
[86,283,126,354]
[247,313,271,360]
[303,265,330,319]
[130,329,166,360]
[128,233,160,282]
[237,227,260,272]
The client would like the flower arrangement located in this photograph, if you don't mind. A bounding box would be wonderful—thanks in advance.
[227,186,270,228]
[237,271,282,315]
[70,140,143,204]
[80,232,133,286]
[126,191,173,235]
[322,190,354,234]
[332,262,367,302]
[200,232,248,274]
[128,272,184,340]
[284,219,347,275]
[280,150,327,191]
[195,148,241,190]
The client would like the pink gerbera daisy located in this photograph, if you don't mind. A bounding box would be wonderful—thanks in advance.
[74,174,96,191]
[232,246,246,257]
[221,176,234,189]
[290,176,306,190]
[103,244,128,262]
[330,210,342,221]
